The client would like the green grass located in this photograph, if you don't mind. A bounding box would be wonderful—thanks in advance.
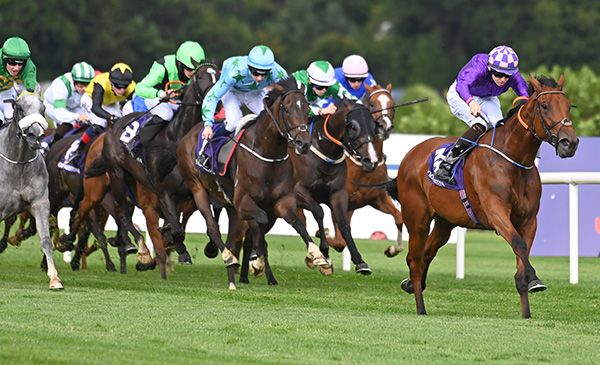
[0,231,598,365]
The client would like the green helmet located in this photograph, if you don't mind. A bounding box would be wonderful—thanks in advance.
[71,61,95,83]
[2,37,30,60]
[176,41,205,70]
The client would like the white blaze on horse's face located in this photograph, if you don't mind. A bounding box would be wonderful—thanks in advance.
[296,100,302,110]
[367,140,378,164]
[376,93,393,131]
[207,67,217,84]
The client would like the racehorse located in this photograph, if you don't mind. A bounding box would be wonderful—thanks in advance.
[232,77,325,285]
[99,62,219,278]
[0,89,63,289]
[388,75,578,318]
[291,98,381,275]
[327,83,405,257]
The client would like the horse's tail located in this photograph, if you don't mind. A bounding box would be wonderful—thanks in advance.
[85,158,107,178]
[385,177,399,201]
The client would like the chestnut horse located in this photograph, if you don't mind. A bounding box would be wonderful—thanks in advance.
[327,83,405,257]
[388,75,579,318]
[291,98,380,275]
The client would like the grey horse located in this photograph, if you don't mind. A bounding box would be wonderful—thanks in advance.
[0,88,63,290]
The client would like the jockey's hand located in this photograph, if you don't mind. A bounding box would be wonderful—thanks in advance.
[321,103,337,115]
[76,114,89,122]
[166,89,181,100]
[468,100,481,117]
[158,90,170,102]
[202,125,213,140]
[109,114,119,123]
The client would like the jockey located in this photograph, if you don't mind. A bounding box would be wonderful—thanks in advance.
[434,45,529,183]
[292,60,356,117]
[334,54,377,99]
[201,45,288,140]
[43,61,95,147]
[0,36,39,125]
[62,63,135,169]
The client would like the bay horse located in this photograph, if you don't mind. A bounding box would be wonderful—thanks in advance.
[233,77,325,285]
[291,98,380,275]
[388,75,579,318]
[327,83,405,257]
[99,62,219,278]
[0,89,62,289]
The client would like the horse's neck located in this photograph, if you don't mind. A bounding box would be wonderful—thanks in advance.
[0,122,33,160]
[250,111,288,157]
[165,88,202,142]
[484,108,541,167]
[315,112,344,153]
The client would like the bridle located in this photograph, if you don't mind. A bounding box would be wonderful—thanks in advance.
[517,90,573,151]
[263,89,309,145]
[366,88,394,139]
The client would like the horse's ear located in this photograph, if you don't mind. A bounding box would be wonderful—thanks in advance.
[342,97,353,109]
[529,75,542,93]
[386,83,392,92]
[365,84,374,93]
[191,59,202,69]
[557,73,565,90]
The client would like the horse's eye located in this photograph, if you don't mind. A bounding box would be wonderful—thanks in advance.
[541,103,549,110]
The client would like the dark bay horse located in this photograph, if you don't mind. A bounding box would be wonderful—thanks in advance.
[100,62,219,278]
[388,75,579,318]
[327,83,405,257]
[292,98,380,275]
[232,77,323,285]
[0,90,62,289]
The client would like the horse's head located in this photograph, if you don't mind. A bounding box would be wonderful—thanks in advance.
[528,74,579,158]
[264,77,311,155]
[183,61,220,103]
[339,99,379,172]
[364,83,394,140]
[8,90,47,149]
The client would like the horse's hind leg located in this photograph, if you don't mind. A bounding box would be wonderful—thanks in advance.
[86,209,116,272]
[31,199,63,290]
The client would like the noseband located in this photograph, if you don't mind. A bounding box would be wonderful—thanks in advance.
[367,88,394,137]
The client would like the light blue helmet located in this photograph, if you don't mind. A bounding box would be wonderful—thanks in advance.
[247,45,275,71]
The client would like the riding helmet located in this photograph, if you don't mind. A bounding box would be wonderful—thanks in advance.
[176,41,205,70]
[342,55,369,78]
[488,45,519,75]
[71,61,95,83]
[2,37,31,60]
[308,60,336,87]
[109,63,133,85]
[247,45,275,71]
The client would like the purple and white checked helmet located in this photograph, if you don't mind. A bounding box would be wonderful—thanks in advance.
[488,45,519,75]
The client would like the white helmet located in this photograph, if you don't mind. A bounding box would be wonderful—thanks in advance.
[307,60,335,86]
[342,55,369,78]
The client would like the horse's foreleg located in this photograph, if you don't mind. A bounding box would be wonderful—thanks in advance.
[273,194,327,270]
[486,203,540,319]
[158,193,190,264]
[31,198,63,290]
[139,193,168,279]
[87,209,116,272]
[0,215,16,253]
[294,185,331,265]
[516,216,546,317]
[329,190,370,275]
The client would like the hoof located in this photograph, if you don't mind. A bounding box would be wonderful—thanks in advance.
[70,260,80,271]
[203,241,219,259]
[400,278,414,294]
[106,263,117,272]
[384,245,403,258]
[178,252,193,265]
[319,262,334,276]
[249,258,264,277]
[222,251,239,268]
[355,262,372,275]
[49,277,64,290]
[136,261,156,271]
[8,236,21,247]
[228,282,237,290]
[304,255,316,269]
[125,242,138,255]
[0,239,7,253]
[528,279,547,293]
[107,237,120,248]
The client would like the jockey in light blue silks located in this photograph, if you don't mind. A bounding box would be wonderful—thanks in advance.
[0,36,39,125]
[434,45,530,183]
[43,61,95,147]
[200,45,288,141]
[334,54,377,100]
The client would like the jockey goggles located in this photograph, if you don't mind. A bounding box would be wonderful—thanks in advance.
[491,70,511,79]
[248,65,270,76]
[346,76,365,83]
[4,58,26,66]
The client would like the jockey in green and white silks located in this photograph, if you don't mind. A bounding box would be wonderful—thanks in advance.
[292,60,356,117]
[0,37,39,124]
[201,45,288,140]
[134,41,206,122]
[44,62,94,126]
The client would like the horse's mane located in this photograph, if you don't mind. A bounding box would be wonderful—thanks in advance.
[503,75,558,121]
[264,77,299,108]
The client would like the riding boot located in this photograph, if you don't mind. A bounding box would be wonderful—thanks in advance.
[65,124,104,165]
[47,123,73,150]
[435,123,487,182]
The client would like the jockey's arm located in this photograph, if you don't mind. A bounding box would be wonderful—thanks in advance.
[21,59,38,92]
[135,61,167,99]
[90,83,113,120]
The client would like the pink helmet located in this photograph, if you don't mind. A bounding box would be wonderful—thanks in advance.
[342,55,369,78]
